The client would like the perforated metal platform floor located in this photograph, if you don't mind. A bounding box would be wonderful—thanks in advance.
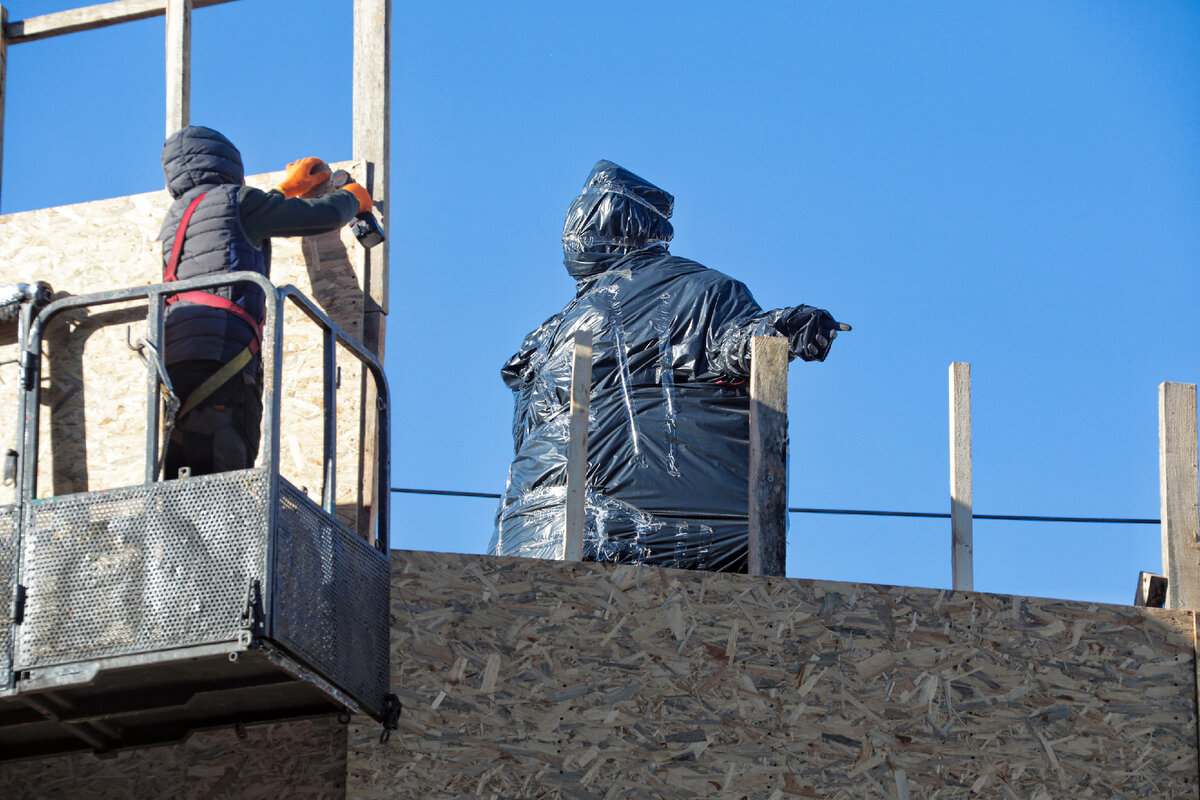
[0,468,391,760]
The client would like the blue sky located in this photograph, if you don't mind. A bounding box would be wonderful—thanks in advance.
[3,1,1197,605]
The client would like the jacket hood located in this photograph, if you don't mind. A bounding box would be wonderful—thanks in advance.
[162,126,244,199]
[562,160,674,279]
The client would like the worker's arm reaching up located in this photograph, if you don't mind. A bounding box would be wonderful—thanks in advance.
[237,157,372,244]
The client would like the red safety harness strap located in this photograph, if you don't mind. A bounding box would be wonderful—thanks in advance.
[163,190,263,347]
[164,192,206,283]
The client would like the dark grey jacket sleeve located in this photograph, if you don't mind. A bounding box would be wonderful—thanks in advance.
[237,186,360,247]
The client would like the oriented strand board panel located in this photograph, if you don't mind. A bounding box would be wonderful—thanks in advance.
[0,166,377,525]
[0,716,347,799]
[349,551,1200,800]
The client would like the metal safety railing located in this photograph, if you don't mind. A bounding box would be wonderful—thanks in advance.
[13,271,390,552]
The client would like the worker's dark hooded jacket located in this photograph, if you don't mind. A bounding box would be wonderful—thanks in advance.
[159,126,267,367]
[159,126,359,368]
[489,161,832,572]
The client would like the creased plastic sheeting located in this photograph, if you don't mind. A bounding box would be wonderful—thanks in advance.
[491,160,838,573]
[492,486,723,570]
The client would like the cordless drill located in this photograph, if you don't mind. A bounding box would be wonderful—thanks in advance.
[329,170,386,249]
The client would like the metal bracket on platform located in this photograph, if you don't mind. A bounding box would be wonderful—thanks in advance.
[379,692,401,743]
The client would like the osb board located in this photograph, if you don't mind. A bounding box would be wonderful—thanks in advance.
[348,551,1200,800]
[0,165,375,521]
[0,716,347,799]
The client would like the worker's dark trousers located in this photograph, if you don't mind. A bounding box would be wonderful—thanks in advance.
[164,358,263,479]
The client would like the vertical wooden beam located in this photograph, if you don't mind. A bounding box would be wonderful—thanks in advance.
[1160,382,1200,610]
[164,0,190,136]
[353,0,389,323]
[748,336,788,577]
[949,362,973,591]
[563,330,592,562]
[0,3,7,209]
[353,0,389,543]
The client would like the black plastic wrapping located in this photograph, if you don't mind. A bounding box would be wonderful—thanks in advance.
[490,161,839,572]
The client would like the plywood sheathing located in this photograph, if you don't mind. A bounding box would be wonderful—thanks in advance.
[0,166,375,526]
[0,716,347,799]
[349,551,1200,800]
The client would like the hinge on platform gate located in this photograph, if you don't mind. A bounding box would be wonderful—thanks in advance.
[3,449,16,486]
[242,579,265,634]
[12,585,26,624]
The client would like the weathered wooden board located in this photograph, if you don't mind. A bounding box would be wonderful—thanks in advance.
[349,550,1200,800]
[0,716,347,799]
[0,164,375,527]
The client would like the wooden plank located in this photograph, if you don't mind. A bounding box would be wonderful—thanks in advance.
[164,0,190,136]
[563,330,592,561]
[1160,382,1200,610]
[352,0,390,543]
[748,335,788,577]
[3,0,237,45]
[0,4,7,209]
[949,362,973,591]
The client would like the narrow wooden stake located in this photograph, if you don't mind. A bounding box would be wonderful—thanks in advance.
[164,0,190,136]
[1159,382,1200,610]
[748,336,788,577]
[0,4,8,209]
[563,330,592,562]
[949,362,973,591]
[353,0,390,543]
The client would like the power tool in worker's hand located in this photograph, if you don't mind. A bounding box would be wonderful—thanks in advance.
[330,170,386,249]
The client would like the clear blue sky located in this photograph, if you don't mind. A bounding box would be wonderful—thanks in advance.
[3,1,1197,606]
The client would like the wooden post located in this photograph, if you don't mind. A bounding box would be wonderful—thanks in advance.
[563,330,592,562]
[748,336,788,577]
[0,4,7,209]
[353,0,389,325]
[1160,382,1200,610]
[164,0,191,136]
[949,362,973,591]
[353,0,390,542]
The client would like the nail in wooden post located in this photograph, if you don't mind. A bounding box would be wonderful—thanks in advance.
[165,0,191,136]
[749,336,788,577]
[563,330,592,561]
[950,362,973,591]
[1159,382,1200,610]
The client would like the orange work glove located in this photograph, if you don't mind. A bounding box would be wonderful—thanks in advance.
[277,157,331,198]
[340,181,374,214]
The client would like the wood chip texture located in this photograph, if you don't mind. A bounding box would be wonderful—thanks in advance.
[0,168,375,526]
[0,716,347,799]
[346,551,1200,800]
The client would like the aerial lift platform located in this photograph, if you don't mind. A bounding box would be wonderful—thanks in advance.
[0,273,395,759]
[0,0,395,760]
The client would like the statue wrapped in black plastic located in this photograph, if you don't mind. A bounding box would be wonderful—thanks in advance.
[489,161,848,572]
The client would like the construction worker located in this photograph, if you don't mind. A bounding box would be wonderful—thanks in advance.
[158,125,372,478]
[490,160,849,572]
